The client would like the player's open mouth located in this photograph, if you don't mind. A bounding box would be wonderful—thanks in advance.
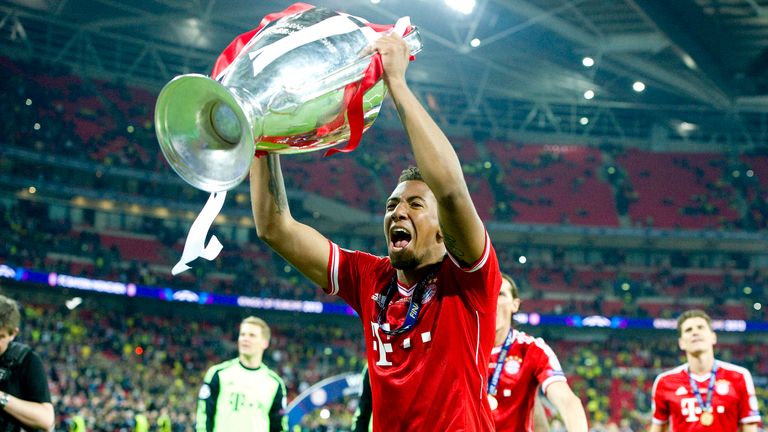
[390,227,411,250]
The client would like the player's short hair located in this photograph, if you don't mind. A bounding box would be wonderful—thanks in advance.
[676,309,712,336]
[0,295,20,333]
[398,166,423,183]
[501,273,519,300]
[241,316,271,341]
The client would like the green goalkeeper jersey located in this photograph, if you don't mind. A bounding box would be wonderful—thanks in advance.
[196,359,287,432]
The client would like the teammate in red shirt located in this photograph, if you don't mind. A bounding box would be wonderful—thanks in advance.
[650,309,761,432]
[490,274,587,432]
[250,33,500,431]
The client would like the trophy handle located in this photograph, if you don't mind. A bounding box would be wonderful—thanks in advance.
[269,28,423,113]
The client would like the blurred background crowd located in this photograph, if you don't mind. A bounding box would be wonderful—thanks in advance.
[1,44,767,431]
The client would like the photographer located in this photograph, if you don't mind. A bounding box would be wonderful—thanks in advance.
[0,295,53,432]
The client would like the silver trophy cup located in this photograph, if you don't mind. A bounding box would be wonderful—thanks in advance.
[155,6,422,192]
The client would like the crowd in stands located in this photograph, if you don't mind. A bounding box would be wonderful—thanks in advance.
[12,291,363,431]
[3,55,768,231]
[2,198,766,321]
[2,290,764,431]
[1,54,767,431]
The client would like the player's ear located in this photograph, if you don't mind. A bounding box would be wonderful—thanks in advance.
[510,298,521,314]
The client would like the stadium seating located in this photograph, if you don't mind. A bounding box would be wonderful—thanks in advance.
[1,54,767,431]
[616,150,739,229]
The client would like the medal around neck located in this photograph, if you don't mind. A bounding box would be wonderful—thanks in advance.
[688,362,718,428]
[488,394,498,411]
[155,3,423,275]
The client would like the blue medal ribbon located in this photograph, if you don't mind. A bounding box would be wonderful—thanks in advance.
[688,360,719,414]
[488,329,515,396]
[376,261,442,336]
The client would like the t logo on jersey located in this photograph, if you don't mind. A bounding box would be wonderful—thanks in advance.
[371,322,393,366]
[370,321,432,367]
[680,397,700,422]
[229,392,247,412]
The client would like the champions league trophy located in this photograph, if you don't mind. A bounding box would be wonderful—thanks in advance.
[154,3,422,274]
[155,3,422,193]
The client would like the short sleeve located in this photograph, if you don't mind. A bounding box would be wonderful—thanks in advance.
[445,231,501,313]
[326,241,386,314]
[650,375,670,425]
[531,338,567,394]
[21,352,50,403]
[737,369,762,424]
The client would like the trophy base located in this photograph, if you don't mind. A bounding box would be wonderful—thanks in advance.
[155,74,258,192]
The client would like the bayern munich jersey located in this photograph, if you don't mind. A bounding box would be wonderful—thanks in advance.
[489,329,567,432]
[326,233,501,432]
[651,360,761,431]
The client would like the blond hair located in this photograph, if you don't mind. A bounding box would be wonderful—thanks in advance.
[241,316,271,341]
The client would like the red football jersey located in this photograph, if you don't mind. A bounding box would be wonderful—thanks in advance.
[489,330,567,432]
[651,360,762,432]
[326,233,501,432]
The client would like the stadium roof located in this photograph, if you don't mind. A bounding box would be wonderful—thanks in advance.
[2,0,768,146]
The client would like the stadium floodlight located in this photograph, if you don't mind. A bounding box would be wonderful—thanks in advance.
[681,53,697,70]
[676,121,697,134]
[445,0,476,15]
[470,38,481,48]
[371,0,381,4]
[632,81,646,92]
[583,89,595,100]
[582,57,594,67]
[579,117,589,125]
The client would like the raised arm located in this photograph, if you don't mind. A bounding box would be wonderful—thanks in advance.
[545,381,588,432]
[249,155,331,289]
[375,34,486,265]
